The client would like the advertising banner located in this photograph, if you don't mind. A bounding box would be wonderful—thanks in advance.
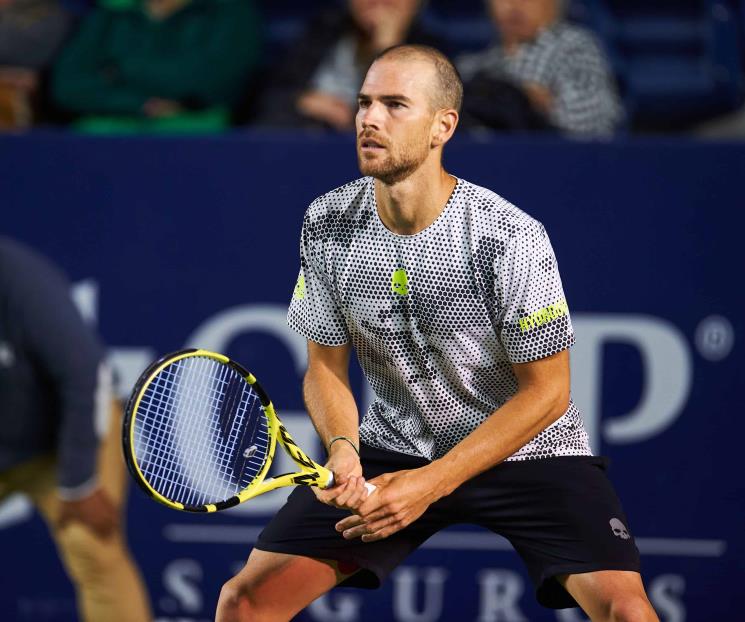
[0,133,741,621]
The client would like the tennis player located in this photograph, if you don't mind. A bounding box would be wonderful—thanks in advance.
[216,45,658,622]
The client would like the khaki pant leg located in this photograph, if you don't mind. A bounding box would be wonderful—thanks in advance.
[29,400,153,622]
[0,453,57,502]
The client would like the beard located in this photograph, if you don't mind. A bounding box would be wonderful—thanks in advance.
[357,132,430,185]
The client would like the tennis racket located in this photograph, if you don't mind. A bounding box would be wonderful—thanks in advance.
[123,348,372,513]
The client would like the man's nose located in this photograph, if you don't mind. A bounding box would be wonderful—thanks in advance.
[359,101,384,129]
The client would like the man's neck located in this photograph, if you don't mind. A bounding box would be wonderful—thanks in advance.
[374,163,457,236]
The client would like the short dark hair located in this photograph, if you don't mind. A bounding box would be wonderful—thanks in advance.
[372,44,463,113]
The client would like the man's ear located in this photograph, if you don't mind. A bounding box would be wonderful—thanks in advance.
[431,109,459,148]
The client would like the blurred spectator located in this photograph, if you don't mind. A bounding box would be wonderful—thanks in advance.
[52,0,260,133]
[696,103,745,138]
[255,0,444,131]
[0,237,152,621]
[457,0,623,136]
[0,0,75,129]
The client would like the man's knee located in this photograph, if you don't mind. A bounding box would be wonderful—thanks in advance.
[217,575,263,621]
[608,594,658,622]
[219,575,247,608]
[216,551,341,622]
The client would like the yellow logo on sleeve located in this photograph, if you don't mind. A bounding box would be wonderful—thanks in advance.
[293,271,306,300]
[519,299,569,333]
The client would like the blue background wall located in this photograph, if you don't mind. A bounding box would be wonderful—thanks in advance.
[0,131,742,621]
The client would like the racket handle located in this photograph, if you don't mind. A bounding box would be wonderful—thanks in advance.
[325,473,376,494]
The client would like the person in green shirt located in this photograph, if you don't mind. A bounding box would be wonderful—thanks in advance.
[52,0,260,133]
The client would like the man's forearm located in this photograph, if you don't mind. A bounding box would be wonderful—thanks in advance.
[426,385,568,496]
[303,361,360,450]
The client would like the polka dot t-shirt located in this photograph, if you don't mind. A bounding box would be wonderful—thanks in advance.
[288,176,591,461]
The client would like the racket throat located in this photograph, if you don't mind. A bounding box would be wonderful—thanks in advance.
[268,471,327,487]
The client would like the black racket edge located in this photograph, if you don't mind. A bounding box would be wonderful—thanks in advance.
[121,348,274,513]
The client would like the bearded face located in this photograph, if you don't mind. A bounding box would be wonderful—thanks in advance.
[356,120,432,184]
[355,57,440,184]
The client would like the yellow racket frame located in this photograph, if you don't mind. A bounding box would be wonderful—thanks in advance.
[124,349,332,513]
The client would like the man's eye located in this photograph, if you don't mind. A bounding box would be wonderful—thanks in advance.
[358,100,370,108]
[388,102,404,108]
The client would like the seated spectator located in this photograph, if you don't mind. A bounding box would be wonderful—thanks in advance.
[457,0,623,136]
[0,0,75,129]
[255,0,444,131]
[52,0,260,134]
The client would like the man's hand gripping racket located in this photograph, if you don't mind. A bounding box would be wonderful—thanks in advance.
[122,349,373,513]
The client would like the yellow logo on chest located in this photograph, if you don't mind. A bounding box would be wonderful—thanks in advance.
[391,268,409,295]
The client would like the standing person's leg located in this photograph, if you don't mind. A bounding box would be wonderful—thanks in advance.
[217,549,356,622]
[31,400,152,622]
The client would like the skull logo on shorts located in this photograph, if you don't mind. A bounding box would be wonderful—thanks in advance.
[609,518,630,540]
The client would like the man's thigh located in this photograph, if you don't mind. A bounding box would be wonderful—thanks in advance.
[235,549,354,597]
[218,549,356,621]
[463,455,641,609]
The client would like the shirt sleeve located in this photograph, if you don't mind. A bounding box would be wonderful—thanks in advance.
[287,210,349,346]
[496,220,574,363]
[9,248,106,491]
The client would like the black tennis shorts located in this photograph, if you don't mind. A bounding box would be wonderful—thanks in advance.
[255,443,640,609]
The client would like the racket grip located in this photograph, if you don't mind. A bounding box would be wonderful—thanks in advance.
[325,473,376,494]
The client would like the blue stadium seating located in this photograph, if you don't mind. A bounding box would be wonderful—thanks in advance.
[595,0,744,128]
[256,0,745,131]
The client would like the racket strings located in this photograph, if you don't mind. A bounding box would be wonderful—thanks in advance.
[133,356,270,507]
[140,358,262,505]
[177,357,231,506]
[136,363,213,503]
[139,370,191,496]
[183,359,243,505]
[174,358,266,505]
[183,361,267,505]
[148,360,222,501]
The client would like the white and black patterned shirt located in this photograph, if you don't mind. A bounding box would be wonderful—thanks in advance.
[458,23,623,136]
[287,177,591,461]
